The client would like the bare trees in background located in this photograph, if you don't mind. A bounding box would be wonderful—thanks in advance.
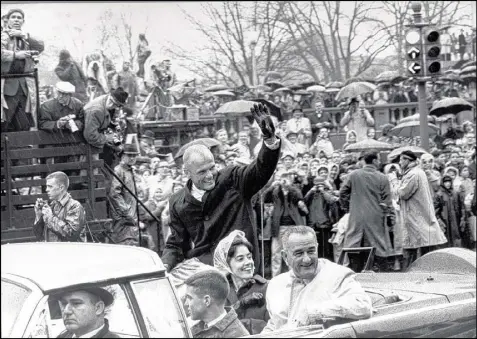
[173,1,472,85]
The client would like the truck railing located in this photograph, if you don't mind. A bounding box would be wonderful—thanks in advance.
[0,131,109,244]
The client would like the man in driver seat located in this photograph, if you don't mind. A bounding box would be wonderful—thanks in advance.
[56,287,119,338]
[262,226,372,333]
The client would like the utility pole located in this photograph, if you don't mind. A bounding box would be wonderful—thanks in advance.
[405,2,442,151]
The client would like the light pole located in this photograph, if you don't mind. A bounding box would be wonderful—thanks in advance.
[249,31,259,88]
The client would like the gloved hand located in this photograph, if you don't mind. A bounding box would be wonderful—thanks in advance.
[250,104,275,140]
[239,292,264,307]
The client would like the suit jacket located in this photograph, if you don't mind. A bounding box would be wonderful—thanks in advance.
[83,94,112,150]
[57,319,120,338]
[1,30,44,95]
[162,140,280,270]
[191,308,250,338]
[38,97,85,132]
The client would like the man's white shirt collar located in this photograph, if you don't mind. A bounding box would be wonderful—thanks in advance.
[206,310,227,328]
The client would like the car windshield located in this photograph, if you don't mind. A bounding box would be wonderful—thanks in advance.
[1,279,32,337]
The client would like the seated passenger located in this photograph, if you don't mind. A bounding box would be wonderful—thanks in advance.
[184,269,250,338]
[214,230,269,334]
[55,287,120,338]
[262,225,372,333]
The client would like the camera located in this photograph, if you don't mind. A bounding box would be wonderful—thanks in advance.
[37,198,47,208]
[66,115,79,133]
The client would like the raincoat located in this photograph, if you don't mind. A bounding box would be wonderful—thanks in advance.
[339,165,393,258]
[340,107,375,141]
[398,162,447,249]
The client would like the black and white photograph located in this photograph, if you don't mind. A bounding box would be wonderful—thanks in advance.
[1,1,476,338]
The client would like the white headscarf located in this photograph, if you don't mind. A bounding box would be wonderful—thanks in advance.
[213,230,248,276]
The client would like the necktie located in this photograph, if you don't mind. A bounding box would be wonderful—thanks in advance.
[288,278,306,316]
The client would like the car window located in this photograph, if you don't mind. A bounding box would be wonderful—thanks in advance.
[1,280,32,338]
[27,284,141,338]
[131,278,189,338]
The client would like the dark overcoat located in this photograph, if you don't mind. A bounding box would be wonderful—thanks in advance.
[162,141,280,270]
[339,165,393,257]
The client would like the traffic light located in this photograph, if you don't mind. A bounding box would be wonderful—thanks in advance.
[405,29,422,76]
[423,28,441,76]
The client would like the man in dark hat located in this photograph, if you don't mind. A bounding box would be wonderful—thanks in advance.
[340,151,393,272]
[54,49,88,103]
[83,87,129,167]
[1,8,44,132]
[56,287,119,338]
[398,150,447,270]
[109,143,141,246]
[139,129,155,156]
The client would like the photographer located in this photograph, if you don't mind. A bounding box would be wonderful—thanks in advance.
[1,8,44,132]
[33,171,86,242]
[38,81,84,132]
[83,87,128,167]
[339,98,375,142]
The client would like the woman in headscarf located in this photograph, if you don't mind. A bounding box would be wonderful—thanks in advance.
[342,130,357,150]
[384,163,403,271]
[434,175,466,248]
[328,163,340,189]
[214,230,269,334]
[420,153,441,195]
[443,166,462,192]
[459,165,474,197]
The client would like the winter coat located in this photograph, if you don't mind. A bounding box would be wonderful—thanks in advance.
[1,30,44,119]
[57,319,119,338]
[263,185,306,237]
[304,187,339,228]
[310,138,334,158]
[83,94,112,150]
[162,141,280,270]
[226,274,269,335]
[191,308,250,338]
[434,180,466,247]
[398,162,447,249]
[108,162,140,245]
[339,165,393,257]
[112,70,138,104]
[55,59,88,103]
[309,112,333,140]
[38,97,84,132]
[339,108,375,141]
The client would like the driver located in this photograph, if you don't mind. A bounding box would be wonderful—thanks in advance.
[56,287,119,338]
[262,226,372,333]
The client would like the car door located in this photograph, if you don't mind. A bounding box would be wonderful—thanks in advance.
[129,276,192,338]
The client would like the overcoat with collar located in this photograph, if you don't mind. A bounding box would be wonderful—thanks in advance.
[162,140,280,270]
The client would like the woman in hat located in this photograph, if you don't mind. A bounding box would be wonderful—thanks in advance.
[342,130,357,150]
[213,230,269,334]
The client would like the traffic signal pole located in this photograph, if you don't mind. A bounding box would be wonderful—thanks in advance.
[412,2,430,151]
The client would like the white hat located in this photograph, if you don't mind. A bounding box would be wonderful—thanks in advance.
[56,81,75,93]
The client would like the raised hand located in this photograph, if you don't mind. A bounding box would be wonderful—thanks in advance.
[250,103,275,140]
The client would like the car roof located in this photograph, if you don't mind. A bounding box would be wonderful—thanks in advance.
[1,242,166,292]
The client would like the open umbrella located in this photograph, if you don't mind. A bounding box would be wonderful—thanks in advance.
[335,82,377,101]
[273,87,292,94]
[215,100,257,116]
[204,84,229,92]
[440,73,463,83]
[251,84,272,92]
[300,80,317,88]
[211,90,236,97]
[325,81,343,89]
[376,71,399,83]
[265,71,282,78]
[387,146,428,162]
[174,138,221,159]
[460,65,476,76]
[265,80,284,89]
[324,87,340,93]
[344,139,395,152]
[294,89,312,96]
[288,84,304,90]
[306,85,326,93]
[429,97,474,117]
[399,113,436,124]
[389,121,439,138]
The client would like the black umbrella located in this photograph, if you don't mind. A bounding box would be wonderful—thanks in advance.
[288,84,304,90]
[251,98,283,121]
[429,97,474,117]
[300,80,318,88]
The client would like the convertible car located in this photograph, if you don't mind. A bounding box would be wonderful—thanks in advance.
[1,243,475,338]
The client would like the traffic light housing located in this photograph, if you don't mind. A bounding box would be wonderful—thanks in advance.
[423,28,441,76]
[405,29,422,76]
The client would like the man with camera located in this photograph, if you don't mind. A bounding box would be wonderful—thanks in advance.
[83,87,129,167]
[1,8,44,132]
[38,81,84,132]
[33,171,86,242]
